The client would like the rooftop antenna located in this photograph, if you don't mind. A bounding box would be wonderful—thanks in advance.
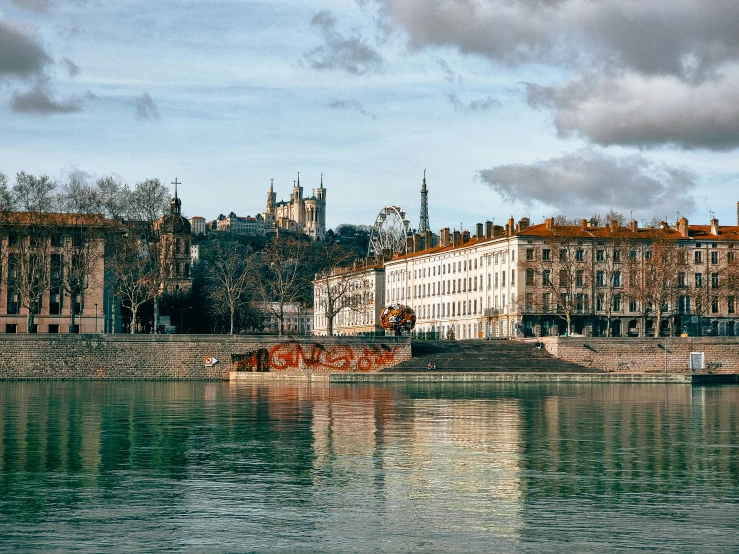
[419,169,430,233]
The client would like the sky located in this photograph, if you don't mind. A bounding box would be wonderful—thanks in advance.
[2,0,739,232]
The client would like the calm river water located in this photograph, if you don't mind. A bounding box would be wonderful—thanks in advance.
[0,381,738,552]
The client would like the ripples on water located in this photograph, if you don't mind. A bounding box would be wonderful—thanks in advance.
[0,382,738,552]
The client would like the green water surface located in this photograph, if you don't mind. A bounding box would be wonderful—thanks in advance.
[0,381,737,552]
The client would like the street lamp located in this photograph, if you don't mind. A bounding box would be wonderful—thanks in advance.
[95,303,98,333]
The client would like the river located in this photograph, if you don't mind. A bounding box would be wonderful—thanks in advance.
[0,381,737,552]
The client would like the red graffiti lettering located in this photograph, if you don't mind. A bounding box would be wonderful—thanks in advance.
[265,342,400,372]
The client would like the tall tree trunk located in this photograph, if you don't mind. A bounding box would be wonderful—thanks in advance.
[230,305,235,335]
[655,311,663,338]
[70,295,77,334]
[27,312,34,333]
[328,315,334,337]
[131,306,137,334]
[153,296,160,334]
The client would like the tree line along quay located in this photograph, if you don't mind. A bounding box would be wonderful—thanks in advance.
[3,169,739,343]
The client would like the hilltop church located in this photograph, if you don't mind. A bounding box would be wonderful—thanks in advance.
[264,173,326,240]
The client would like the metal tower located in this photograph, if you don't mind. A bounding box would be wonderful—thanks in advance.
[418,169,430,233]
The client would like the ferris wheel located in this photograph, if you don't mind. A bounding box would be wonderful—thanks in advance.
[368,205,413,256]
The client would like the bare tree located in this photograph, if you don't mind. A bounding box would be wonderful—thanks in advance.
[259,236,309,335]
[313,242,369,336]
[12,171,57,212]
[205,242,256,334]
[520,233,591,336]
[592,225,629,336]
[109,229,158,333]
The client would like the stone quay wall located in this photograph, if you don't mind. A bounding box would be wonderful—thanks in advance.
[0,335,411,380]
[543,337,739,373]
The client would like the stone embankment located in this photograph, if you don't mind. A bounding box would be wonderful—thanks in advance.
[387,340,598,372]
[0,335,411,380]
[543,337,739,374]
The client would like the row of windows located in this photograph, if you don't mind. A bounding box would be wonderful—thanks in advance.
[526,247,737,266]
[524,293,737,315]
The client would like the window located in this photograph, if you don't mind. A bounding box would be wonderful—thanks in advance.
[613,251,621,262]
[695,251,703,264]
[559,269,567,287]
[542,270,551,285]
[525,292,533,311]
[695,273,703,288]
[613,295,621,311]
[575,249,584,262]
[511,270,515,286]
[576,270,583,287]
[712,273,719,289]
[729,296,735,314]
[613,272,621,287]
[678,272,686,287]
[712,297,719,314]
[542,249,550,261]
[711,251,719,265]
[596,295,603,311]
[559,249,567,262]
[630,250,637,260]
[596,250,605,262]
[48,324,59,334]
[542,293,550,312]
[678,250,686,264]
[596,271,605,287]
[679,295,690,314]
[526,268,535,286]
[629,298,637,312]
[729,252,736,264]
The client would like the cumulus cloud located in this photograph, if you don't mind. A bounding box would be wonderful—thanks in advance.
[526,70,739,150]
[304,10,383,75]
[478,148,697,217]
[328,98,376,119]
[0,17,51,77]
[12,76,82,114]
[134,93,159,120]
[377,0,739,80]
[447,92,500,113]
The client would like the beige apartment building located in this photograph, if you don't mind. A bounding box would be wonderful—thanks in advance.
[313,262,385,336]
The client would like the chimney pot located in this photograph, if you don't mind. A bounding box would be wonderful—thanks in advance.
[485,220,493,239]
[476,223,484,239]
[545,217,554,231]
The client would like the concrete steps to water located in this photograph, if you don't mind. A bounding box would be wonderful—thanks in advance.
[387,340,602,373]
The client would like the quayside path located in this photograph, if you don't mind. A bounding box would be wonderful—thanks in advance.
[387,339,602,373]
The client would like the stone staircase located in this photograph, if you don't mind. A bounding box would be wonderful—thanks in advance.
[386,340,601,373]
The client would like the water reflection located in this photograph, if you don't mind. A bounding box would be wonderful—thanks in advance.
[0,381,738,551]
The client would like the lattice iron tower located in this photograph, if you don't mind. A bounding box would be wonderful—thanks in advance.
[418,169,430,233]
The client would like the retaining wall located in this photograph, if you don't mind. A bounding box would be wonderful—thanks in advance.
[0,335,411,380]
[543,337,739,373]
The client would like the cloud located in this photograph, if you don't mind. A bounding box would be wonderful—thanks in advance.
[61,57,80,78]
[328,98,376,119]
[377,0,739,80]
[134,93,159,120]
[0,17,51,77]
[526,69,739,150]
[8,0,51,12]
[447,92,500,113]
[304,10,383,75]
[436,58,462,83]
[11,76,83,114]
[478,148,697,217]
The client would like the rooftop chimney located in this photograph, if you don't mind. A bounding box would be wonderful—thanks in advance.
[678,217,689,237]
[406,236,414,253]
[711,218,719,236]
[452,230,461,248]
[476,223,484,239]
[485,220,493,239]
[508,216,515,236]
[462,230,470,243]
[545,217,554,231]
[518,217,530,231]
[581,219,588,231]
[424,230,433,249]
[630,220,638,233]
[413,233,422,252]
[610,219,618,232]
[440,227,450,247]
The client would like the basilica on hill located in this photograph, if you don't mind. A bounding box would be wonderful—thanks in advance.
[264,173,326,240]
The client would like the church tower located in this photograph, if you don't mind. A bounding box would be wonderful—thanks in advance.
[266,178,276,216]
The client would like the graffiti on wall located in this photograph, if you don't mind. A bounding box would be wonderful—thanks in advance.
[233,342,401,372]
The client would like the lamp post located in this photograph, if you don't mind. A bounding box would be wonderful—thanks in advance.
[94,303,98,333]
